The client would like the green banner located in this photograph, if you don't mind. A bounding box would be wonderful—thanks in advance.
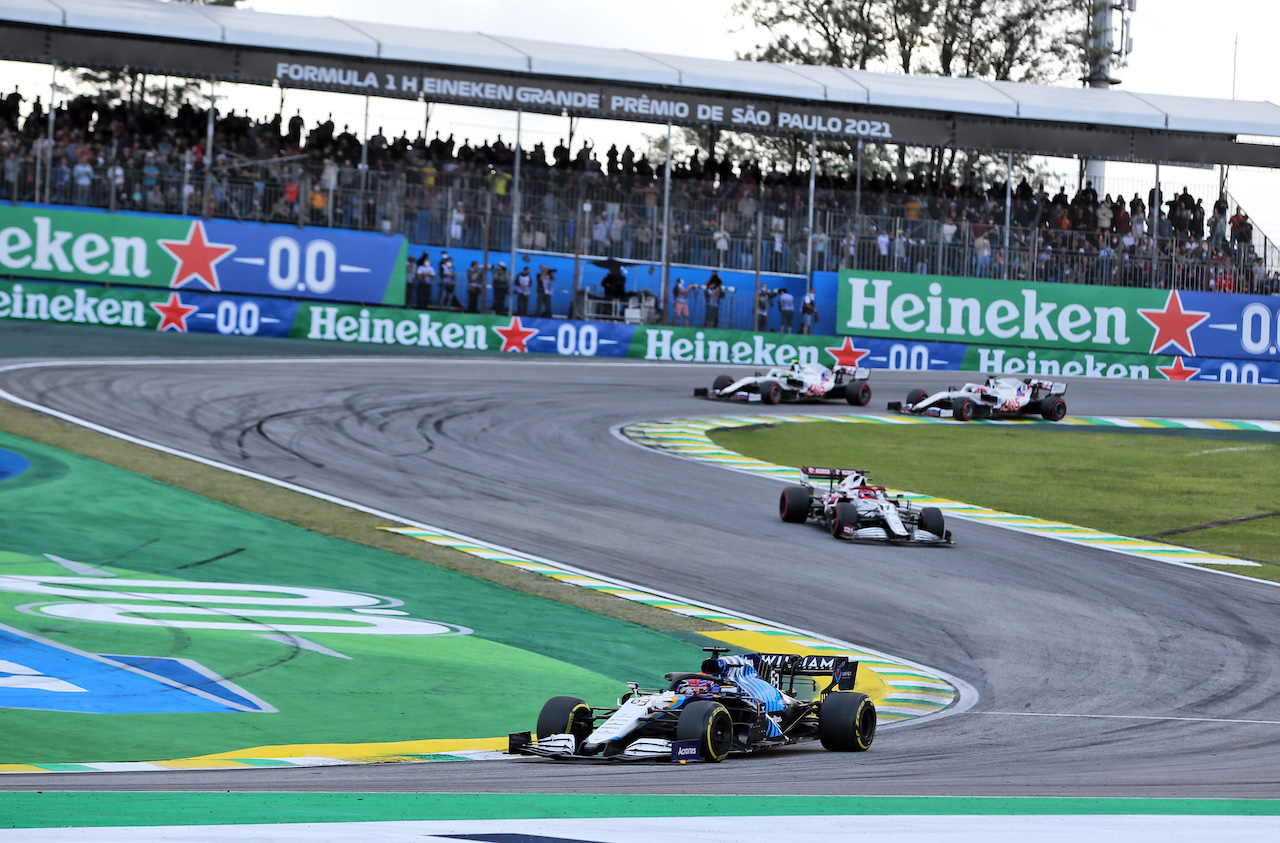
[837,270,1164,355]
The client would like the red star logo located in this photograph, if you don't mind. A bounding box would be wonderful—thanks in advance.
[158,220,235,291]
[1156,356,1200,382]
[1138,290,1210,357]
[493,315,538,352]
[825,337,870,368]
[150,292,199,333]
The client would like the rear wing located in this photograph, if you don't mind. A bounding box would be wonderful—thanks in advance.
[752,653,858,691]
[832,365,870,380]
[1026,378,1067,395]
[801,467,866,480]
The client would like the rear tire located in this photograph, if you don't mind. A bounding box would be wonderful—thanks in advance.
[830,501,859,539]
[712,374,734,393]
[675,700,733,762]
[779,486,811,523]
[760,380,783,405]
[1040,396,1067,421]
[536,696,593,744]
[953,397,976,421]
[819,691,876,752]
[906,388,929,407]
[919,507,945,537]
[845,381,872,406]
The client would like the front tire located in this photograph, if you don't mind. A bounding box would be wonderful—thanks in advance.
[779,486,811,523]
[845,381,872,406]
[819,691,876,752]
[760,380,783,405]
[1040,396,1067,421]
[537,696,593,745]
[675,700,733,762]
[830,501,859,539]
[906,388,930,407]
[953,397,976,421]
[712,374,735,393]
[918,507,945,538]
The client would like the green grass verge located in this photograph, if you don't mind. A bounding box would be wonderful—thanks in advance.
[710,423,1280,567]
[0,401,714,633]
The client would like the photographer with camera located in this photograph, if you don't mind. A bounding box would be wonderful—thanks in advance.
[800,287,818,334]
[704,271,724,328]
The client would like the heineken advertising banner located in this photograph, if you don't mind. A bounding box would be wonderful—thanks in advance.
[4,279,1278,386]
[0,205,407,306]
[838,269,1280,364]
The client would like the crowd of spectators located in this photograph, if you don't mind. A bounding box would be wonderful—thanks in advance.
[1,86,1276,296]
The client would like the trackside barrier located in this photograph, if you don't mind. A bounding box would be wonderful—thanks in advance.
[2,279,1278,386]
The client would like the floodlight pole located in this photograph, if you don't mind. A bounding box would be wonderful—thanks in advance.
[805,132,816,280]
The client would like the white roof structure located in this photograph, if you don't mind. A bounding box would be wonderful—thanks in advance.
[3,0,1280,160]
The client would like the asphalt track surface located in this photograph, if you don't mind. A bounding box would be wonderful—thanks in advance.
[2,329,1279,797]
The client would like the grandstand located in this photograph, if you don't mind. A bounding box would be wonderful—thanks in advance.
[2,0,1280,330]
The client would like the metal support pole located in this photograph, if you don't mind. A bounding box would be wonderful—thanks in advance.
[753,206,764,331]
[181,149,190,214]
[1003,151,1013,280]
[854,139,863,266]
[1153,162,1161,267]
[509,109,521,289]
[202,76,215,219]
[660,122,673,323]
[361,95,370,192]
[805,132,816,280]
[43,61,57,204]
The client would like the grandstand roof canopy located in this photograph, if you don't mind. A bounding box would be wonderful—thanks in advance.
[3,0,1280,168]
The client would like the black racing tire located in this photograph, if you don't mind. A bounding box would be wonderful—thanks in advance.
[675,700,734,762]
[1040,396,1067,421]
[919,507,945,537]
[760,380,783,405]
[906,388,930,407]
[845,381,872,406]
[779,486,811,523]
[712,374,735,393]
[953,397,976,421]
[536,696,593,744]
[830,501,859,539]
[819,691,876,752]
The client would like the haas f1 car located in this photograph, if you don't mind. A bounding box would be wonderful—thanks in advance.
[694,362,871,405]
[887,376,1068,421]
[509,647,876,763]
[780,467,952,545]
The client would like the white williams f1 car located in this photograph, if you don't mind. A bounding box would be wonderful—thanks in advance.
[509,647,875,763]
[887,376,1067,421]
[780,467,952,545]
[694,362,871,405]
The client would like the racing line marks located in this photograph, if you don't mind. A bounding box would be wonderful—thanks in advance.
[0,360,969,773]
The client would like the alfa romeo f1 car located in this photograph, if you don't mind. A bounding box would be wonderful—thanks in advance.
[509,647,876,762]
[694,362,871,405]
[886,376,1068,421]
[780,467,952,545]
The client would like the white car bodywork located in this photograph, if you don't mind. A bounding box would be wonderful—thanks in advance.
[891,376,1067,421]
[780,467,952,545]
[696,362,871,405]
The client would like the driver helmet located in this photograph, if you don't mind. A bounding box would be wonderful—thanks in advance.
[678,678,718,696]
